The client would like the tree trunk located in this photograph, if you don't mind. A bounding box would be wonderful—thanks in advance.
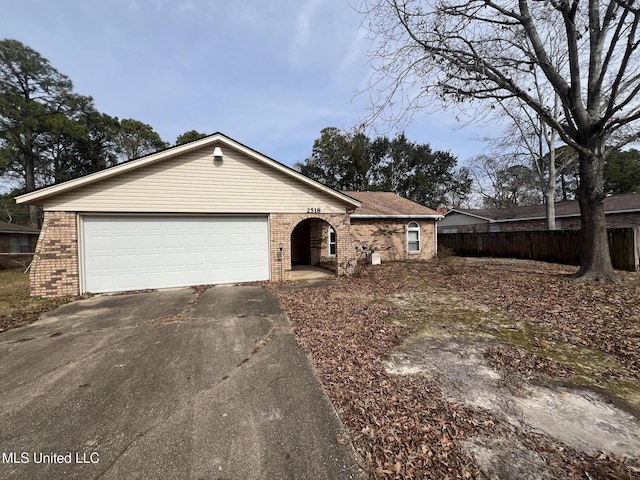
[560,174,568,201]
[24,155,41,229]
[575,151,618,282]
[545,146,557,230]
[545,189,556,230]
[28,205,41,229]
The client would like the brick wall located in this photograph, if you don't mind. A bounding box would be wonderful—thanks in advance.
[30,211,442,296]
[350,219,436,261]
[270,213,354,280]
[607,212,640,228]
[30,212,79,297]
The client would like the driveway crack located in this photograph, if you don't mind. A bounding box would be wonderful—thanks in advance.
[234,314,289,368]
[146,286,210,324]
[92,318,281,478]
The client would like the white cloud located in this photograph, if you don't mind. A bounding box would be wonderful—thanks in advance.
[290,0,322,64]
[337,27,367,76]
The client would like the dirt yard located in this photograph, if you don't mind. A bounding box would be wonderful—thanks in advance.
[0,269,76,332]
[274,258,640,480]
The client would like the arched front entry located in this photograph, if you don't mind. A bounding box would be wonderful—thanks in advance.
[290,217,336,270]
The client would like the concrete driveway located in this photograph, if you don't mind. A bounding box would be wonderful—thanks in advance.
[0,286,364,479]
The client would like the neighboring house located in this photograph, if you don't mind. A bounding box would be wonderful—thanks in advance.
[0,221,39,269]
[439,193,640,233]
[16,133,442,297]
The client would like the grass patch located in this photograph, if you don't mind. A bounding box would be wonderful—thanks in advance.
[385,288,640,414]
[0,269,75,332]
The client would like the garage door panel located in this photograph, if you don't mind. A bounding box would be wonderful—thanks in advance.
[118,274,141,289]
[188,271,210,284]
[141,235,163,249]
[115,254,138,269]
[165,232,185,246]
[186,252,206,266]
[140,272,162,286]
[163,252,185,266]
[187,234,207,248]
[90,236,115,251]
[139,253,162,267]
[82,216,269,293]
[163,271,186,286]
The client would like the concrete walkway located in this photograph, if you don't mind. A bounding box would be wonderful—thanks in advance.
[0,286,364,479]
[288,266,335,281]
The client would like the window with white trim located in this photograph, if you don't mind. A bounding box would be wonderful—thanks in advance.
[407,222,420,252]
[328,226,337,256]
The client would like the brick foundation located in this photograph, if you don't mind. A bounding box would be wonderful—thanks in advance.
[30,212,79,297]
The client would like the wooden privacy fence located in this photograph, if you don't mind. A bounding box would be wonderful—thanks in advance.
[438,227,640,271]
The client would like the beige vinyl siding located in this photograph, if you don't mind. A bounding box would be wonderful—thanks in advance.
[43,146,347,213]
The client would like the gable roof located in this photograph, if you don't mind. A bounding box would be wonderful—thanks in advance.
[16,132,361,209]
[344,191,442,218]
[0,221,39,234]
[446,192,640,223]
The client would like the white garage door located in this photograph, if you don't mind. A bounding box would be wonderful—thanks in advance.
[81,216,269,293]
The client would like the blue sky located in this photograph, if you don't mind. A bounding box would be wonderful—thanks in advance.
[1,0,492,169]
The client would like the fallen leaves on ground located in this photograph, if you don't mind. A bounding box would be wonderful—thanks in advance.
[435,258,640,381]
[274,258,640,479]
[483,344,574,385]
[277,283,494,479]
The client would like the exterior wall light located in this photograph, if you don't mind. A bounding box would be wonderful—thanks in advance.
[213,147,223,161]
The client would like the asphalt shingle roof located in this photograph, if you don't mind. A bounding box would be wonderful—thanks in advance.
[0,221,39,234]
[344,191,441,216]
[451,192,640,221]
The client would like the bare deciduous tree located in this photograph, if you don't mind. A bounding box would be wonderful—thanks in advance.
[467,154,541,208]
[488,95,563,229]
[361,0,640,281]
[482,29,569,229]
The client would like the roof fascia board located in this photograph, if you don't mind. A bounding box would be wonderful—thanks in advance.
[492,208,640,223]
[447,209,495,222]
[16,133,361,209]
[448,204,640,225]
[604,208,640,214]
[16,135,218,204]
[492,213,576,223]
[223,136,360,208]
